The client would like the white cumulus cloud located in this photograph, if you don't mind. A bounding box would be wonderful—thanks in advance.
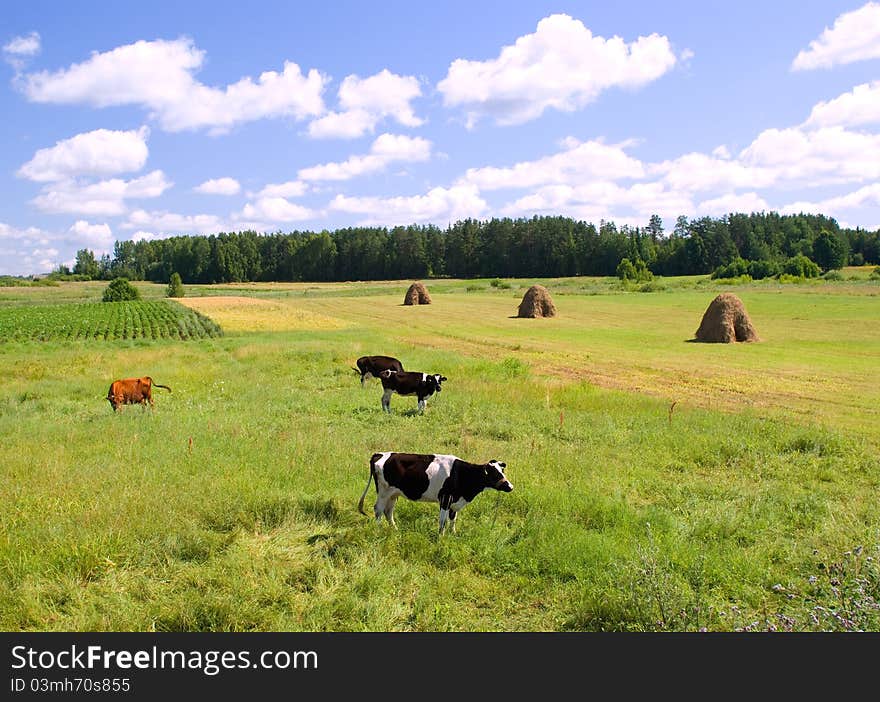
[3,31,41,57]
[298,133,431,181]
[31,170,172,216]
[17,127,150,182]
[792,2,880,70]
[330,184,487,225]
[804,81,880,128]
[254,181,308,199]
[20,38,327,134]
[307,69,423,139]
[239,197,316,222]
[68,220,114,252]
[194,177,241,195]
[437,13,679,126]
[460,138,645,190]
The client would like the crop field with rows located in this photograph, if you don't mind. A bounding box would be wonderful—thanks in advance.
[0,300,222,342]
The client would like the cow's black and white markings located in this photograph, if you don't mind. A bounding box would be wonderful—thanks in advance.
[357,452,513,533]
[353,355,404,387]
[378,370,446,413]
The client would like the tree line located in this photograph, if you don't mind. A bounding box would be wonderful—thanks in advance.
[63,211,880,284]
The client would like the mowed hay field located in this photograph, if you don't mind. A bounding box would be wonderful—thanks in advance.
[1,274,878,631]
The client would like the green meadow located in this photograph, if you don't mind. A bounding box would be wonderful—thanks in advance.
[1,272,878,631]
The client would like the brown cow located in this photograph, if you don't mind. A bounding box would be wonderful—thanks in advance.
[107,376,171,411]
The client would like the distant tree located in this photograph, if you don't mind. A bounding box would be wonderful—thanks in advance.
[812,230,847,272]
[73,249,100,279]
[647,214,664,241]
[102,277,140,302]
[616,257,637,281]
[166,272,185,298]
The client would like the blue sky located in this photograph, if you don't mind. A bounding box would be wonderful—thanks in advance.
[2,0,880,275]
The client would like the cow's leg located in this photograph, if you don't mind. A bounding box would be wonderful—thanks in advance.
[383,495,399,527]
[448,508,458,533]
[438,508,449,534]
[417,396,426,413]
[381,389,393,413]
[373,496,386,524]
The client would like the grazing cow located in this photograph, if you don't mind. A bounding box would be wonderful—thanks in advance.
[378,370,446,413]
[353,355,404,387]
[358,452,513,534]
[107,376,171,411]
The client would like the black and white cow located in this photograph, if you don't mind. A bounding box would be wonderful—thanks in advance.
[353,355,404,387]
[378,370,447,413]
[357,452,513,533]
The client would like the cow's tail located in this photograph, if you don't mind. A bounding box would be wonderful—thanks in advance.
[152,383,172,392]
[358,454,381,515]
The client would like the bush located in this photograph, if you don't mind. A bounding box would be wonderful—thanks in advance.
[822,270,844,281]
[781,255,820,279]
[166,272,185,298]
[747,259,781,280]
[712,258,749,279]
[851,253,865,267]
[102,277,140,302]
[870,266,880,280]
[489,278,512,289]
[618,257,653,283]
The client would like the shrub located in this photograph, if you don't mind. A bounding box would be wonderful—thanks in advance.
[870,266,880,280]
[851,253,865,267]
[618,257,653,283]
[747,259,781,280]
[712,258,749,279]
[781,255,820,279]
[102,277,140,302]
[822,270,844,281]
[489,278,512,289]
[166,272,185,298]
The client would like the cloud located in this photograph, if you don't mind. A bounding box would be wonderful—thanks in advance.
[803,81,880,128]
[779,183,880,215]
[298,133,431,181]
[437,13,679,126]
[792,2,880,70]
[740,125,880,186]
[696,192,771,216]
[122,209,225,235]
[499,181,693,223]
[238,197,316,222]
[17,127,150,182]
[19,38,326,134]
[31,170,172,216]
[254,181,308,198]
[3,31,41,71]
[68,220,114,252]
[0,220,115,275]
[194,177,241,195]
[459,137,645,190]
[307,69,423,139]
[330,184,487,225]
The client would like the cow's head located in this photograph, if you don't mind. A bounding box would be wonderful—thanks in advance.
[485,460,513,492]
[430,374,448,392]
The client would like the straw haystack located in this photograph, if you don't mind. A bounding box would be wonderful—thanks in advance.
[694,293,759,343]
[517,284,557,318]
[404,282,432,305]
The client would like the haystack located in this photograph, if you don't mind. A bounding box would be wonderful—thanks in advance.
[694,293,759,343]
[517,284,557,318]
[404,282,432,305]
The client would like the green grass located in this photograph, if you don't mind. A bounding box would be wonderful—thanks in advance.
[0,275,878,631]
[0,300,222,342]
